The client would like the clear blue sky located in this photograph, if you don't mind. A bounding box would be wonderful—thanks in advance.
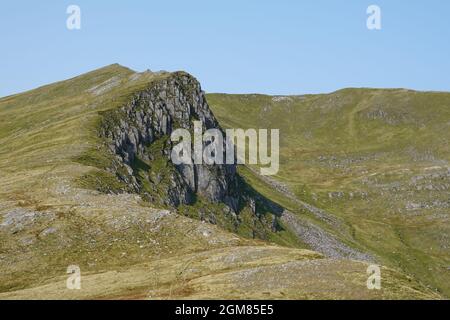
[1,0,450,97]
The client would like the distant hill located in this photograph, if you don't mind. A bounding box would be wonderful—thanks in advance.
[207,90,450,297]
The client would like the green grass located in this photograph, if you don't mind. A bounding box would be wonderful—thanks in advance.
[208,90,450,296]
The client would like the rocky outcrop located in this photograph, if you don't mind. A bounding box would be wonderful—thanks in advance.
[99,72,239,210]
[280,210,374,261]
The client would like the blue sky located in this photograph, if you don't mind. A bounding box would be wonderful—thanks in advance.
[1,0,450,97]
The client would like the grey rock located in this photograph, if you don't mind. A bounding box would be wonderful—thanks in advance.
[281,210,374,262]
[99,73,240,210]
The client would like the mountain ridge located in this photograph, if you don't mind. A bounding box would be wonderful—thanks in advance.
[0,64,445,299]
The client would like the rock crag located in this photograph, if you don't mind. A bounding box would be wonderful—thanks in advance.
[99,72,239,210]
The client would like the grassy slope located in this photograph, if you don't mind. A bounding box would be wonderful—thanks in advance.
[207,91,450,297]
[0,65,441,299]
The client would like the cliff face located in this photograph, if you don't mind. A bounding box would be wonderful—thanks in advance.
[99,72,239,210]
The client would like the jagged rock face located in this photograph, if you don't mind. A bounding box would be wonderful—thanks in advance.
[100,73,239,209]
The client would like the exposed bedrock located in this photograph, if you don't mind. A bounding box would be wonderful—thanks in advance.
[99,72,239,209]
